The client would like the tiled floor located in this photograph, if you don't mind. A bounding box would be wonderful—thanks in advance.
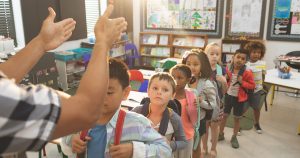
[27,91,300,158]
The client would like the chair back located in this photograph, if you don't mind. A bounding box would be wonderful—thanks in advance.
[125,43,140,68]
[129,70,144,91]
[286,51,300,71]
[162,60,177,71]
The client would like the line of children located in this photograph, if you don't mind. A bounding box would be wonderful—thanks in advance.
[219,48,255,149]
[182,49,218,158]
[132,73,188,155]
[202,43,228,158]
[61,58,172,158]
[244,41,267,134]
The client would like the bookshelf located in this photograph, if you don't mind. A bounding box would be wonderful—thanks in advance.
[140,32,207,68]
[221,39,249,66]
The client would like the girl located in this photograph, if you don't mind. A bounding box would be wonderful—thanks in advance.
[203,43,228,158]
[170,64,200,158]
[182,49,218,158]
[132,72,188,154]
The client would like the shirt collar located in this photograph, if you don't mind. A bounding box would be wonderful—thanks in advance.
[107,108,121,128]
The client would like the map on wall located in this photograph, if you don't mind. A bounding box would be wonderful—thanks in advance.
[146,0,218,31]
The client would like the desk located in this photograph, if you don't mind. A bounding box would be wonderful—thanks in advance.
[121,91,148,110]
[264,69,300,105]
[139,69,156,80]
[265,69,300,135]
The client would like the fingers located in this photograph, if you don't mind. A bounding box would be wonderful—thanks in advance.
[46,7,56,22]
[103,4,114,18]
[61,18,76,30]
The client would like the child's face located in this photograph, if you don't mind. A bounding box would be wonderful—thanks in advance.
[206,46,221,66]
[148,78,174,107]
[102,78,130,115]
[171,69,190,91]
[186,55,201,76]
[233,53,247,69]
[249,49,262,62]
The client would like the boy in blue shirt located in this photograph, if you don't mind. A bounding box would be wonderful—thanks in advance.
[61,58,172,158]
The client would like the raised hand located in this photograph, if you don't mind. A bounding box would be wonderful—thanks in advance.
[94,4,127,49]
[37,7,76,51]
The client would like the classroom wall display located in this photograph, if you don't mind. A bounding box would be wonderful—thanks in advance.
[225,0,266,39]
[267,0,300,41]
[141,0,224,37]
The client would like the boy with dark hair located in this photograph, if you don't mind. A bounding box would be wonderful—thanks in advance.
[61,58,172,158]
[219,49,255,149]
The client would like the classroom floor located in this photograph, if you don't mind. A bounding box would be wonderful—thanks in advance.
[26,91,300,158]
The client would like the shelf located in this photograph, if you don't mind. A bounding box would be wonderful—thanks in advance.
[141,54,169,58]
[141,44,171,47]
[173,45,203,49]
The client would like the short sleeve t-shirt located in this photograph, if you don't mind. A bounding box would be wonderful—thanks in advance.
[246,60,266,92]
[87,124,107,158]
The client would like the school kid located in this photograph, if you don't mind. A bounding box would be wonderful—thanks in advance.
[244,41,267,134]
[132,72,188,153]
[61,58,172,158]
[170,64,200,158]
[182,50,218,158]
[202,43,228,158]
[219,49,255,149]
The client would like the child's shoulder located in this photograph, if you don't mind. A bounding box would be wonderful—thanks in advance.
[125,110,151,125]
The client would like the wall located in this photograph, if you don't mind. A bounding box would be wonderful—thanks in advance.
[133,0,300,69]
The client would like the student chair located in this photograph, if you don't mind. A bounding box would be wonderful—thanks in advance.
[125,43,141,69]
[129,70,144,91]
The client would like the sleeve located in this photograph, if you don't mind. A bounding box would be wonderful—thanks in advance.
[241,71,256,90]
[0,77,61,153]
[169,112,187,151]
[199,82,217,110]
[132,116,172,158]
[60,135,77,157]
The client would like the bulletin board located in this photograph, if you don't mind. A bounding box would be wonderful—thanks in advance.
[141,0,224,37]
[225,0,266,39]
[267,0,300,42]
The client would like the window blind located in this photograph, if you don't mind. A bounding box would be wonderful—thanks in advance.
[0,0,15,40]
[85,0,100,35]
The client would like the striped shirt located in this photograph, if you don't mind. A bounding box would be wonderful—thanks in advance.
[0,71,61,157]
[62,108,172,158]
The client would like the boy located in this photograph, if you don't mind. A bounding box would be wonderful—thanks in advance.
[245,41,266,134]
[61,58,172,158]
[219,49,255,149]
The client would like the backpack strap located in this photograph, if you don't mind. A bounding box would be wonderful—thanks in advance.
[114,109,126,145]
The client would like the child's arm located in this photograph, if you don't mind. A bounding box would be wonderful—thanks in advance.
[129,115,172,158]
[238,70,256,90]
[199,84,217,110]
[169,112,188,151]
[60,134,91,156]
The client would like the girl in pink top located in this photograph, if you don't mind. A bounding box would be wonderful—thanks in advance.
[171,64,199,158]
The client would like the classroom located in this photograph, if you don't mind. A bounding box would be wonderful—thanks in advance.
[0,0,300,158]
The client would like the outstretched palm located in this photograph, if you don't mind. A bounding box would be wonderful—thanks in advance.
[37,7,76,51]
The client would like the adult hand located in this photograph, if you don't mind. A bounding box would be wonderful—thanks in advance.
[37,7,76,51]
[94,4,127,48]
[109,143,133,158]
[71,134,91,154]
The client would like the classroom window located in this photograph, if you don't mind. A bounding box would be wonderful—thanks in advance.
[0,0,16,43]
[85,0,100,36]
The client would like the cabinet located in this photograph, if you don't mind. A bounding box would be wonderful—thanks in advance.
[140,32,207,68]
[221,39,249,65]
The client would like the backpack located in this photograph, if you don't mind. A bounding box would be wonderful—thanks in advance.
[77,109,126,158]
[185,88,201,150]
[197,79,222,121]
[140,97,178,136]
